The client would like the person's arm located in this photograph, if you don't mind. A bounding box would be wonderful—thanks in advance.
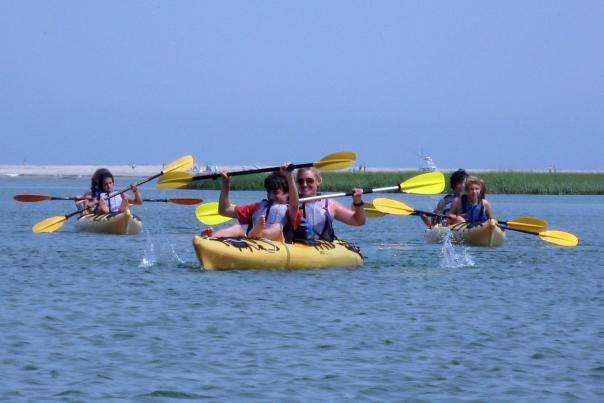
[433,198,446,214]
[97,196,110,214]
[483,199,494,219]
[129,183,143,205]
[446,198,465,223]
[218,172,238,218]
[281,163,299,222]
[421,198,445,227]
[332,188,365,226]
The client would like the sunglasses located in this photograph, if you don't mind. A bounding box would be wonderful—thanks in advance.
[297,177,315,185]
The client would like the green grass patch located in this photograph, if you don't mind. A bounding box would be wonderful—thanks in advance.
[185,171,604,195]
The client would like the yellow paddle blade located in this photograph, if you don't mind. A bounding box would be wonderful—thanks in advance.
[162,155,194,174]
[32,216,67,233]
[505,217,548,233]
[313,151,356,170]
[363,202,387,218]
[195,202,234,225]
[400,171,445,194]
[371,198,415,216]
[156,171,194,189]
[539,230,579,247]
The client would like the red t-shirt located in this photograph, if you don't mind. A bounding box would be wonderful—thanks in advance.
[234,202,301,229]
[234,202,260,225]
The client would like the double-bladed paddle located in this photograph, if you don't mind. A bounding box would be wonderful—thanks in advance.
[371,197,578,247]
[297,171,445,203]
[32,155,194,233]
[156,151,356,189]
[15,194,203,205]
[194,172,446,225]
[370,197,548,232]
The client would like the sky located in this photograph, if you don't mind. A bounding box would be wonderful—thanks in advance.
[1,1,603,170]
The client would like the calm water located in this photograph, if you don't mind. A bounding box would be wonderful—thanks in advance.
[1,176,603,401]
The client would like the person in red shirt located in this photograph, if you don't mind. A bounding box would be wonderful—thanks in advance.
[201,163,300,241]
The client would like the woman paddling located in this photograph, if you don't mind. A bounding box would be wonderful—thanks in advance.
[76,168,142,215]
[286,167,365,242]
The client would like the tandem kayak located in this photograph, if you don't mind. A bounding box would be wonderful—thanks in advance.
[425,219,506,247]
[192,236,364,270]
[75,210,143,235]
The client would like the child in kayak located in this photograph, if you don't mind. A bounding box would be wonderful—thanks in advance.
[76,168,142,215]
[446,175,494,224]
[420,168,468,227]
[201,164,300,242]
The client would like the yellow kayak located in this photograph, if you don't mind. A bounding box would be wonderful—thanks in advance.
[425,219,506,247]
[192,236,364,270]
[75,210,143,235]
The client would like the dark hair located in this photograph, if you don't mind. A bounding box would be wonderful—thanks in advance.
[450,169,468,190]
[264,172,288,193]
[91,168,114,195]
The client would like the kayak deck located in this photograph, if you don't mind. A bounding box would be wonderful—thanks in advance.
[193,236,364,270]
[425,219,505,247]
[75,210,143,235]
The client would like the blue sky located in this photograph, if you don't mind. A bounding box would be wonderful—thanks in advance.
[1,1,603,170]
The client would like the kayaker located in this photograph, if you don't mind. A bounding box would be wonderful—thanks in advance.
[76,168,142,215]
[420,168,468,227]
[201,163,300,242]
[286,167,365,242]
[447,176,494,224]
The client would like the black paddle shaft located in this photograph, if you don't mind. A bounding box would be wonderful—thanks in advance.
[191,162,314,181]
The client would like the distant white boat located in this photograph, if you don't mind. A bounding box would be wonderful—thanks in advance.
[420,155,437,171]
[192,164,219,174]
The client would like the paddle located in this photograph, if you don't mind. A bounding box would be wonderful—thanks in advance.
[32,155,194,233]
[371,197,548,233]
[195,202,236,225]
[295,171,446,203]
[363,202,387,218]
[194,172,445,225]
[156,151,356,189]
[15,194,203,205]
[371,197,577,247]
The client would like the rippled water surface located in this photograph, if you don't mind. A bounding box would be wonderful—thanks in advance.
[1,176,603,401]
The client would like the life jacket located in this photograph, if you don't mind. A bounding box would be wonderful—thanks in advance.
[95,192,124,214]
[460,194,487,223]
[284,199,335,243]
[246,199,289,235]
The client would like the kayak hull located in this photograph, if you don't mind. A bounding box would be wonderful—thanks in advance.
[425,219,506,247]
[75,210,142,235]
[192,236,364,270]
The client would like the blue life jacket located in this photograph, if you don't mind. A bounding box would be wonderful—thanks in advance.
[460,195,487,223]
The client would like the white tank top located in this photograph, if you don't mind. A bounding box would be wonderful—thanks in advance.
[102,192,124,213]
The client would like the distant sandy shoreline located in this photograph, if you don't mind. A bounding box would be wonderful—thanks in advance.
[0,164,601,177]
[0,164,419,177]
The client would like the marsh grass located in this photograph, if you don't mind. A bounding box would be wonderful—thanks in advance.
[185,171,604,195]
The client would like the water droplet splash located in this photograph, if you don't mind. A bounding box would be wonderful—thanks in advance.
[439,232,475,268]
[139,239,156,268]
